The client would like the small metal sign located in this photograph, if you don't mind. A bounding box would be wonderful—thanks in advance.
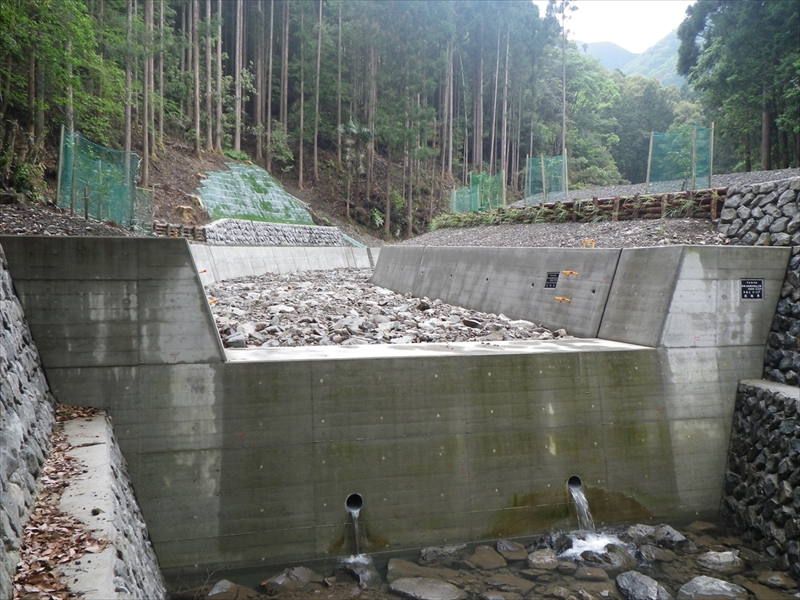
[741,279,764,300]
[544,272,560,289]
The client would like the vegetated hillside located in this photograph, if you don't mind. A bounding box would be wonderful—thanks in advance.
[581,41,638,72]
[622,29,686,88]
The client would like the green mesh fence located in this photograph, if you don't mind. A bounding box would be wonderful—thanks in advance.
[647,125,713,193]
[450,172,505,213]
[57,127,152,232]
[198,163,314,224]
[451,186,472,212]
[525,155,566,205]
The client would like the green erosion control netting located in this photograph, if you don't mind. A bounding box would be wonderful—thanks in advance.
[57,127,153,232]
[525,155,566,206]
[199,163,314,225]
[450,171,505,213]
[647,125,713,193]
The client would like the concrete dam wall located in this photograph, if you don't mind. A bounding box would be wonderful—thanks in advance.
[0,235,789,581]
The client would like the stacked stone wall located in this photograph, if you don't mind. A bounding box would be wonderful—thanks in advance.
[0,246,56,598]
[0,244,165,598]
[722,381,800,581]
[204,218,349,246]
[718,176,800,385]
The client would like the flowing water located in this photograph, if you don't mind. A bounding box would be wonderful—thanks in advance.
[568,478,595,532]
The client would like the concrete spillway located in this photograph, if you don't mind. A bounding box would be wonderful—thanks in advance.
[0,236,789,580]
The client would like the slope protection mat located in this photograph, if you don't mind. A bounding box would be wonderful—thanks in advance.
[198,163,314,225]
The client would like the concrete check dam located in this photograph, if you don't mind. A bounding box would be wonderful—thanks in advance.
[0,235,790,582]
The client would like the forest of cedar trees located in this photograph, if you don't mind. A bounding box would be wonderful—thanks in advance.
[0,0,798,237]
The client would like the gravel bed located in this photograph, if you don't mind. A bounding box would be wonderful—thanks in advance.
[0,202,134,237]
[207,268,570,348]
[521,168,800,204]
[404,218,728,249]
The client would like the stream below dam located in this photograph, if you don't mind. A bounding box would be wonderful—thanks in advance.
[167,518,799,600]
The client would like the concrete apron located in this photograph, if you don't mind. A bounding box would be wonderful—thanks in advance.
[0,236,790,581]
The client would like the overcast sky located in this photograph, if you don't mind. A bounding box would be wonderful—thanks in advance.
[532,0,696,54]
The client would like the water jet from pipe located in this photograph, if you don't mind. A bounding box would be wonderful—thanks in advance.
[345,493,364,556]
[567,476,595,532]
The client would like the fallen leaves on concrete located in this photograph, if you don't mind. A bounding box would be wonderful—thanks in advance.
[12,404,107,600]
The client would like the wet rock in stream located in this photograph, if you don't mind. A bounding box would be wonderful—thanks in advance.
[174,522,800,600]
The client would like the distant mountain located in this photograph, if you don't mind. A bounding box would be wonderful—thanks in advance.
[622,29,686,88]
[581,41,639,72]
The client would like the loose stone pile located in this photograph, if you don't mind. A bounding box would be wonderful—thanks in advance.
[204,218,348,246]
[188,522,799,600]
[0,248,56,599]
[206,269,570,348]
[722,381,800,582]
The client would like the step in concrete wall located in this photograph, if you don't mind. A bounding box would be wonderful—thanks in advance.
[0,236,789,582]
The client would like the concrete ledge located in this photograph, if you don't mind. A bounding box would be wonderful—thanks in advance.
[57,415,165,599]
[223,337,648,362]
[737,378,800,399]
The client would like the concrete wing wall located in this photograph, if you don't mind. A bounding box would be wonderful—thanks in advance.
[373,246,621,338]
[599,246,789,348]
[0,236,225,367]
[191,245,375,286]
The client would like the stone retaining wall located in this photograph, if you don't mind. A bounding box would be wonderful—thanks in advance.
[718,176,800,385]
[0,246,56,599]
[204,218,348,246]
[0,244,165,599]
[722,380,800,581]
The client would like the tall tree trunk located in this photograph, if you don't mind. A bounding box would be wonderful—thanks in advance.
[255,0,264,160]
[234,0,243,151]
[215,0,222,152]
[385,143,392,239]
[124,0,132,154]
[179,1,186,118]
[473,23,484,171]
[488,27,500,176]
[158,0,165,147]
[500,29,509,186]
[205,0,213,151]
[447,42,454,178]
[744,134,751,172]
[313,0,322,181]
[280,0,290,126]
[761,84,771,171]
[142,0,152,187]
[186,0,193,124]
[193,0,201,157]
[298,9,305,189]
[35,58,44,157]
[27,52,35,140]
[337,2,342,169]
[266,0,274,169]
[365,44,376,201]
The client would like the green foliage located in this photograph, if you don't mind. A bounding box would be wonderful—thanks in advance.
[664,197,701,218]
[268,120,294,173]
[223,149,251,162]
[391,189,405,212]
[677,0,800,168]
[370,208,384,229]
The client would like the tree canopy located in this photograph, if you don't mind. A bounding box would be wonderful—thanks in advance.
[0,0,796,235]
